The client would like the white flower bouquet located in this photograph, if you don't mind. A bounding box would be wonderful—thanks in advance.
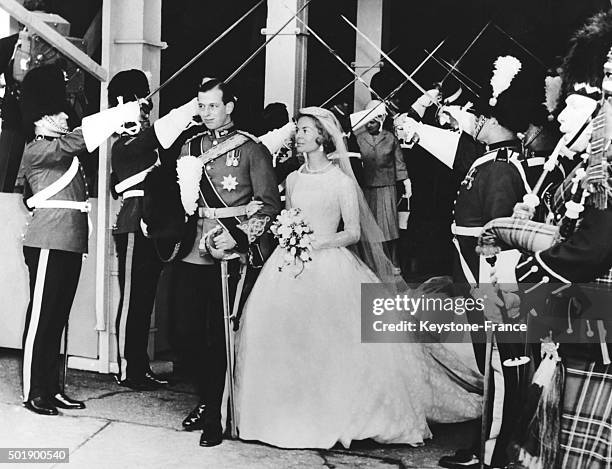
[270,208,314,277]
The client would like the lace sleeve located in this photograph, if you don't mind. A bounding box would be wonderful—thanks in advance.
[314,174,360,249]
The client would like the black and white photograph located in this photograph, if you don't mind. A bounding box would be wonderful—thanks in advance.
[1,0,612,467]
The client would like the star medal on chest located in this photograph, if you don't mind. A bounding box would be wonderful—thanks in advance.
[221,174,238,192]
[226,149,240,167]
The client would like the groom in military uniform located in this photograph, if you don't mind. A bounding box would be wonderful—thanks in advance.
[169,78,280,447]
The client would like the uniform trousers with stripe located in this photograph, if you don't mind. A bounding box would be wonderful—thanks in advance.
[21,247,82,401]
[453,246,528,467]
[114,230,163,381]
[169,260,241,426]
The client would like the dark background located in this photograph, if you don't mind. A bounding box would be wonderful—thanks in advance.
[44,0,611,123]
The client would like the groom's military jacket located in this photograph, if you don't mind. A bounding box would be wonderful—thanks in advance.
[179,124,281,266]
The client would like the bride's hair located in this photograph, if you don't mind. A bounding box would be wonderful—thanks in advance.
[296,112,336,154]
[296,106,407,291]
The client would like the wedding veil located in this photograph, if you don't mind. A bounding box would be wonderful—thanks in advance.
[298,106,404,288]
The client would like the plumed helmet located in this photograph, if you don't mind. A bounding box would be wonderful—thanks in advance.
[475,56,547,133]
[20,64,68,131]
[561,9,612,100]
[108,69,150,107]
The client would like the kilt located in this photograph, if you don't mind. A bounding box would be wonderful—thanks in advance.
[559,358,612,468]
[363,184,399,241]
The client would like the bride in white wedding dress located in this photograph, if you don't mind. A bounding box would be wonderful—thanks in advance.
[234,107,481,449]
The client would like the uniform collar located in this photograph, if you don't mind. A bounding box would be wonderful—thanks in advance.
[207,123,235,139]
[35,134,58,141]
[485,139,521,153]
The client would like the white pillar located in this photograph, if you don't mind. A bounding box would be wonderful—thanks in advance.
[94,0,163,373]
[263,0,308,116]
[353,0,383,111]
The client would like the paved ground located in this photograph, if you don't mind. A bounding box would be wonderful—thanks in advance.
[0,348,475,468]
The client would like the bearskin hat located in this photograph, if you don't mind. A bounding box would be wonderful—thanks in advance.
[20,64,68,131]
[108,69,150,107]
[561,9,612,99]
[474,57,547,134]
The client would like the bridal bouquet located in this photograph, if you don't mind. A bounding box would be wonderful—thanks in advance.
[270,208,314,277]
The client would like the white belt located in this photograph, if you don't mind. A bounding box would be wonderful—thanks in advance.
[32,200,91,212]
[27,156,80,209]
[451,223,483,237]
[122,190,144,199]
[198,206,247,219]
[114,164,156,194]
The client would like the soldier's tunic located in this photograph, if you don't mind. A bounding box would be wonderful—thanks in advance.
[516,165,612,468]
[170,124,280,426]
[20,129,89,402]
[356,128,407,241]
[452,139,549,467]
[111,126,163,382]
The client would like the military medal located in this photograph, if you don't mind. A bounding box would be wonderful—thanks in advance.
[226,150,240,167]
[221,174,238,192]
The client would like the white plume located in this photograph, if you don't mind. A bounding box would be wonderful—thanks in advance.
[544,75,563,116]
[176,155,203,215]
[489,56,522,106]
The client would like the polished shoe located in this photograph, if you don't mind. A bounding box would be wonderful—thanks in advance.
[115,374,160,391]
[182,403,206,431]
[144,370,169,386]
[438,449,480,469]
[199,425,223,447]
[24,396,59,416]
[51,393,86,410]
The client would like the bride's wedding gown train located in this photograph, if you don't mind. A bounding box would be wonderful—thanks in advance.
[235,166,481,449]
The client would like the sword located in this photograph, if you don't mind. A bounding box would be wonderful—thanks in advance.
[221,259,237,438]
[431,53,482,90]
[441,20,491,85]
[319,45,401,108]
[226,0,312,83]
[145,0,265,99]
[492,23,547,69]
[340,15,441,110]
[350,39,447,131]
[288,13,389,107]
[424,50,481,99]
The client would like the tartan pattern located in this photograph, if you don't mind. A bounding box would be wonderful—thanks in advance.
[559,359,612,469]
[478,217,560,254]
[595,268,612,286]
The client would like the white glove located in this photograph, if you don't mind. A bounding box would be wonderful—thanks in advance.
[394,113,420,148]
[439,104,476,136]
[259,121,296,155]
[411,88,440,117]
[403,178,412,199]
[118,101,142,126]
[154,97,199,149]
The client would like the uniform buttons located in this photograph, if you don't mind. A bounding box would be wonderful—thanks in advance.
[212,140,218,146]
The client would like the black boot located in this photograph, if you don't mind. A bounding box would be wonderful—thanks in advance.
[438,449,480,468]
[144,370,169,386]
[182,403,206,431]
[51,393,86,409]
[24,396,59,416]
[199,423,223,447]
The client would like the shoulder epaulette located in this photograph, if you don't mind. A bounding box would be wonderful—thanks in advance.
[236,130,260,143]
[184,129,209,145]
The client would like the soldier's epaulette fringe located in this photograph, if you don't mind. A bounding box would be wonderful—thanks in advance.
[236,130,260,143]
